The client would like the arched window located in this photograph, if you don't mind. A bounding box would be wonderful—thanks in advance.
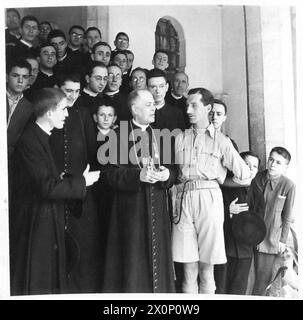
[155,17,185,82]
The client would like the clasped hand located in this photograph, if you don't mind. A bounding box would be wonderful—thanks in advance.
[83,164,100,186]
[140,166,170,183]
[229,197,249,217]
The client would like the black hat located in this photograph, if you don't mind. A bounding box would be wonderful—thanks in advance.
[232,211,266,246]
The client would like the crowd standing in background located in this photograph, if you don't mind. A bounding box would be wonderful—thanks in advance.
[5,8,297,297]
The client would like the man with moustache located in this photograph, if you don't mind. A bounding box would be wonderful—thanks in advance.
[102,89,176,293]
[9,88,100,295]
[172,88,251,295]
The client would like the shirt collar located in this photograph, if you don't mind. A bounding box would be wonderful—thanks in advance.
[20,39,32,48]
[191,122,215,138]
[97,127,110,135]
[83,87,99,97]
[6,90,23,102]
[132,119,149,131]
[266,170,282,190]
[206,122,216,138]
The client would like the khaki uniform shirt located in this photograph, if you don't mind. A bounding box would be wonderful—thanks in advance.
[175,124,251,184]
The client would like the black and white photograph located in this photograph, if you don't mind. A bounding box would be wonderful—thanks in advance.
[0,0,302,302]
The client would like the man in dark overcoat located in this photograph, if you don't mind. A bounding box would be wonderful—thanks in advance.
[9,88,100,295]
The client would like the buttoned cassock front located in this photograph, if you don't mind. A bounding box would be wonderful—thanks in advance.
[172,125,251,264]
[101,121,176,293]
[49,101,101,293]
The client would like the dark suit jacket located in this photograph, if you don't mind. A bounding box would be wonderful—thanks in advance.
[7,96,33,160]
[10,123,86,295]
[221,185,253,259]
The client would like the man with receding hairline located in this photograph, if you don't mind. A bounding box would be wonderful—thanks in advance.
[165,71,190,129]
[102,89,176,293]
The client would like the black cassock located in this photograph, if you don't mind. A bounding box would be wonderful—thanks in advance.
[10,123,86,295]
[101,121,176,293]
[154,102,186,132]
[49,101,102,293]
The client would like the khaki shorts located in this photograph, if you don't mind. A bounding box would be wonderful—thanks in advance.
[172,186,227,264]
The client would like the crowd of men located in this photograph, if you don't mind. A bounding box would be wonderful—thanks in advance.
[6,8,297,297]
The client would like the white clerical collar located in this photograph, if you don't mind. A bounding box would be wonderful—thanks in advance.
[68,46,79,51]
[40,69,53,77]
[36,121,51,136]
[83,87,99,97]
[105,90,119,96]
[132,119,149,131]
[58,53,67,62]
[171,92,183,100]
[155,102,165,110]
[97,127,110,135]
[20,39,32,48]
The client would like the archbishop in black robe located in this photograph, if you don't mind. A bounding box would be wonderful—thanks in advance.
[101,120,176,293]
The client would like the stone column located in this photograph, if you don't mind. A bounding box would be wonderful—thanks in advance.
[244,6,266,168]
[244,6,296,171]
[86,6,109,42]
